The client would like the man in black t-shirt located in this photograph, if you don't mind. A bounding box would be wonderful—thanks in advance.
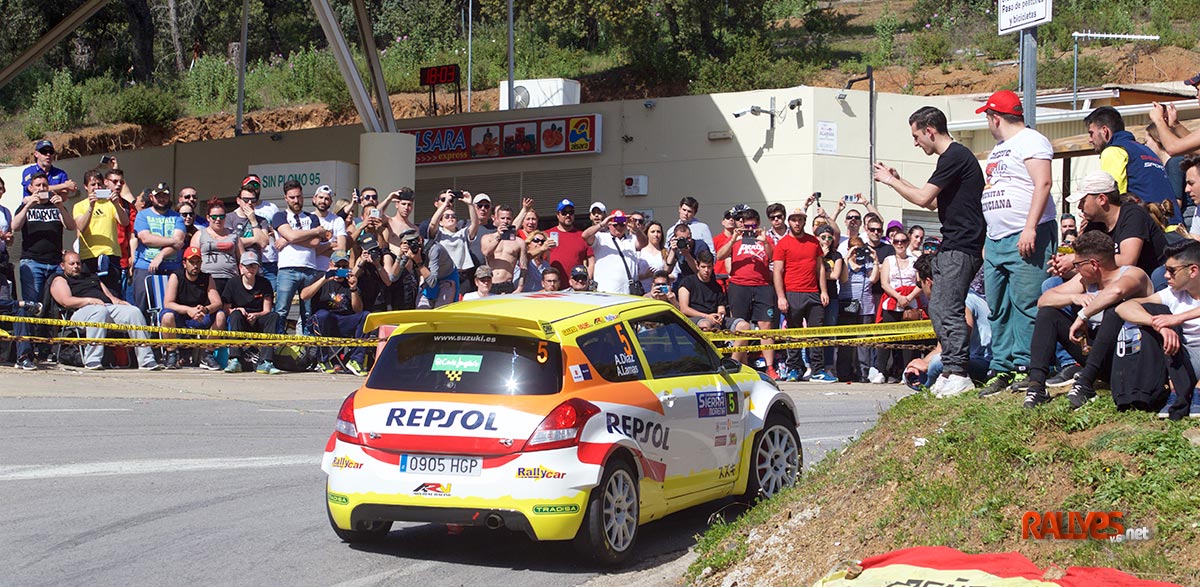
[13,172,77,308]
[1056,170,1168,287]
[874,106,986,399]
[300,251,369,376]
[222,251,280,374]
[678,251,749,333]
[160,246,227,369]
[48,252,163,371]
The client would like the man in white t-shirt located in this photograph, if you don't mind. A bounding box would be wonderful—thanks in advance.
[311,185,349,271]
[671,196,714,255]
[271,179,330,334]
[583,210,647,294]
[1116,240,1200,419]
[975,90,1057,396]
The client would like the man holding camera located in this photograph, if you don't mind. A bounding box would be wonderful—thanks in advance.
[583,209,647,295]
[398,229,457,308]
[666,223,710,282]
[301,251,368,376]
[644,270,679,308]
[672,196,714,255]
[717,207,778,376]
[74,169,129,296]
[14,172,78,309]
[481,204,528,293]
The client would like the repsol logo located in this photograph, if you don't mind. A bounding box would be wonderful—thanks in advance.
[386,407,499,431]
[605,413,671,449]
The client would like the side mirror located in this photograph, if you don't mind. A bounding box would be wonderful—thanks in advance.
[720,357,742,373]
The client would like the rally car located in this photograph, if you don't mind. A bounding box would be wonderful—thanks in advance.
[322,291,801,564]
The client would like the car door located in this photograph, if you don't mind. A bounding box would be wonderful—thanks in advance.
[623,309,744,501]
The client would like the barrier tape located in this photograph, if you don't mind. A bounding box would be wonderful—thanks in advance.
[0,313,369,346]
[704,319,934,342]
[716,331,937,354]
[0,333,377,348]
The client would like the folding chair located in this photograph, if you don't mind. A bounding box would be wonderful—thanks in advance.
[145,273,190,365]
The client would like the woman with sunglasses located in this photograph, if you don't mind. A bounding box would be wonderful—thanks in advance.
[190,198,240,293]
[522,230,556,292]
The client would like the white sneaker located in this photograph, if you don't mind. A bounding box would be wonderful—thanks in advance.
[936,374,974,398]
[928,374,949,396]
[868,367,885,384]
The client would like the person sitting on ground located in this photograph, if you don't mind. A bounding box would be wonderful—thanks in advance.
[643,270,678,308]
[160,246,228,370]
[48,251,164,371]
[462,265,494,300]
[1115,240,1200,418]
[222,251,280,374]
[904,255,992,394]
[1014,231,1153,409]
[678,251,749,334]
[300,250,368,376]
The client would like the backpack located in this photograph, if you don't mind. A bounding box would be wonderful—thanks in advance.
[272,344,318,372]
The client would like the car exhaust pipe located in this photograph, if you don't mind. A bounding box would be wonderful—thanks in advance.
[485,513,505,530]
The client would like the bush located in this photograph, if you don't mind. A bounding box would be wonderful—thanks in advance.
[109,86,182,127]
[1038,54,1109,90]
[80,77,122,124]
[184,55,237,115]
[690,34,813,94]
[24,70,85,137]
[909,30,952,65]
[872,8,900,65]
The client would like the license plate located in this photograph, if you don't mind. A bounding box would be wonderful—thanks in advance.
[399,454,482,476]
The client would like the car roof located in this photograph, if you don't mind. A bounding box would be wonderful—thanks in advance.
[365,291,670,336]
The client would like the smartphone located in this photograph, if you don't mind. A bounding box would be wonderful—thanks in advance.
[368,208,382,219]
[95,189,112,199]
[38,191,50,202]
[334,268,350,278]
[813,191,822,204]
[548,232,559,245]
[843,194,855,203]
[100,155,113,165]
[654,284,669,295]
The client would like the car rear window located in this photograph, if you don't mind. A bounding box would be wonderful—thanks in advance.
[367,333,562,395]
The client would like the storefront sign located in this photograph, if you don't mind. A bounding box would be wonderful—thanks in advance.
[403,114,602,166]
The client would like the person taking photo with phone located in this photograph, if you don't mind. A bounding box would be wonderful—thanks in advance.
[72,168,128,295]
[14,172,77,312]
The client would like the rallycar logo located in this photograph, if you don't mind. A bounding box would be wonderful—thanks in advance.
[330,456,363,470]
[413,482,453,497]
[515,466,566,480]
[386,407,499,431]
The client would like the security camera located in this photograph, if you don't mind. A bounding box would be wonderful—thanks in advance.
[732,108,752,118]
[787,98,802,110]
[836,92,848,101]
[643,99,656,109]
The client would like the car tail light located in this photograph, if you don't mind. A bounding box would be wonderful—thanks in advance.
[335,392,359,444]
[526,398,601,451]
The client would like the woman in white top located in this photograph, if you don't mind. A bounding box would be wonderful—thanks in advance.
[639,221,669,292]
[907,225,926,257]
[878,231,921,382]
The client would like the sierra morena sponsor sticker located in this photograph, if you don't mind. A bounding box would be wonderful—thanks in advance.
[1021,511,1152,541]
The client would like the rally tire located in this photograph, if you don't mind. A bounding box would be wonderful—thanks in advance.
[574,458,639,565]
[745,411,801,501]
[326,500,392,544]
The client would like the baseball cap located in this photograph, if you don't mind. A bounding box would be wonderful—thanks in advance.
[330,250,350,265]
[240,251,260,266]
[150,182,171,196]
[34,139,54,153]
[556,198,576,212]
[975,90,1023,117]
[1185,72,1200,87]
[183,246,202,260]
[570,265,589,279]
[397,188,415,201]
[611,209,627,224]
[241,174,261,187]
[787,207,806,220]
[475,265,494,279]
[886,220,904,235]
[314,184,333,197]
[1067,170,1117,204]
[590,201,607,214]
[472,193,491,205]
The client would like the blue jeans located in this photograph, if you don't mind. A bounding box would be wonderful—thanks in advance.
[275,267,318,334]
[984,221,1056,373]
[311,309,368,363]
[923,353,991,386]
[19,259,58,304]
[260,261,278,293]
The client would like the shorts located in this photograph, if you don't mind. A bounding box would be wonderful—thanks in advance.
[689,314,748,331]
[159,308,215,330]
[491,280,516,295]
[727,283,775,324]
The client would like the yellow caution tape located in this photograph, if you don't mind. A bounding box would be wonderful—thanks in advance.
[704,319,934,341]
[7,336,377,348]
[716,331,936,354]
[0,313,369,345]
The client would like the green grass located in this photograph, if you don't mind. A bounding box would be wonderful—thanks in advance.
[687,390,1200,585]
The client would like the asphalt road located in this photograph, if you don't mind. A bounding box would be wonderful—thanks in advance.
[0,369,904,587]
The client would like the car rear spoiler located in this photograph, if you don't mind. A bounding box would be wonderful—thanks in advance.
[364,310,557,338]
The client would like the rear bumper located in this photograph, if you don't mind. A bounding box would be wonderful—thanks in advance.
[351,504,537,539]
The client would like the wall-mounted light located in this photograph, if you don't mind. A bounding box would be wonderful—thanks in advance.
[731,97,777,129]
[835,92,847,102]
[643,99,656,109]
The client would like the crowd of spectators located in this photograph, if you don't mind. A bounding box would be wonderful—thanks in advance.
[4,76,1200,419]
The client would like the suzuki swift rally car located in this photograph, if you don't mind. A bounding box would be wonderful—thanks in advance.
[322,291,801,564]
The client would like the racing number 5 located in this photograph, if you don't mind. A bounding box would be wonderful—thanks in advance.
[536,341,549,364]
[614,323,633,356]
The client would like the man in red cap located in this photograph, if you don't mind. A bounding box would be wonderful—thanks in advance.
[159,245,227,369]
[973,89,1056,396]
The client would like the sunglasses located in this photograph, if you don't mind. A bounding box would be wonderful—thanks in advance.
[532,238,546,244]
[239,197,255,203]
[769,214,785,220]
[476,202,491,209]
[361,194,377,200]
[477,277,492,282]
[180,212,195,217]
[867,227,882,233]
[443,214,457,219]
[558,209,575,215]
[893,238,908,245]
[847,216,862,221]
[1165,263,1196,276]
[210,214,226,220]
[439,197,452,204]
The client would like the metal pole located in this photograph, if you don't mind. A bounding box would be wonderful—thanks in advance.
[235,0,249,135]
[868,65,876,206]
[507,0,515,108]
[1072,34,1079,110]
[1020,27,1037,128]
[467,0,473,112]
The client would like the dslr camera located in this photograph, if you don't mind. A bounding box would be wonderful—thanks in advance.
[402,232,422,251]
[675,236,692,251]
[854,246,872,264]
